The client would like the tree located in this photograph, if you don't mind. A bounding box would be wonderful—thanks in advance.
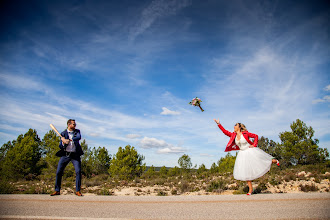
[0,141,14,180]
[109,145,146,180]
[94,147,111,174]
[144,165,156,178]
[40,130,61,177]
[210,162,218,173]
[258,136,282,160]
[82,146,111,177]
[168,166,181,176]
[217,153,236,173]
[197,164,207,175]
[0,141,14,175]
[279,119,329,166]
[1,129,42,179]
[178,154,192,171]
[81,140,93,177]
[159,166,168,177]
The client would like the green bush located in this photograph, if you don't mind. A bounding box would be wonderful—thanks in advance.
[300,184,318,192]
[157,191,167,196]
[97,188,113,195]
[171,188,178,195]
[180,181,192,193]
[257,182,268,192]
[269,175,281,186]
[206,179,227,193]
[283,173,296,182]
[109,145,146,180]
[0,180,15,194]
[233,186,248,195]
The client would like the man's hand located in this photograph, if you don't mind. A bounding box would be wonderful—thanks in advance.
[61,137,70,145]
[214,119,220,124]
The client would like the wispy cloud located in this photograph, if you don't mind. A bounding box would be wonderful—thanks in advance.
[325,85,330,91]
[0,73,46,92]
[126,134,142,139]
[313,85,330,104]
[313,96,330,104]
[160,107,181,115]
[129,0,191,41]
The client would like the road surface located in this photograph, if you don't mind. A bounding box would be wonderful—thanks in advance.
[0,193,329,219]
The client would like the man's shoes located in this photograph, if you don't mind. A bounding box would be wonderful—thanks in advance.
[75,191,83,196]
[50,191,60,196]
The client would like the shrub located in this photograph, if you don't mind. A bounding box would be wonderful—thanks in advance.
[171,188,178,195]
[63,181,74,188]
[157,191,167,196]
[22,184,49,194]
[283,173,296,182]
[180,181,192,193]
[300,184,318,192]
[97,188,113,195]
[269,176,281,186]
[257,182,268,192]
[233,186,248,195]
[206,179,227,193]
[0,180,15,194]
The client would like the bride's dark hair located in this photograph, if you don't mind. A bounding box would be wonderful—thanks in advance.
[236,123,247,131]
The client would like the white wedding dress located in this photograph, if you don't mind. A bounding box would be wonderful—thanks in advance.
[233,134,273,181]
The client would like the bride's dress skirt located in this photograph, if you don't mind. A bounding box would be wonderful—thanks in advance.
[233,147,273,181]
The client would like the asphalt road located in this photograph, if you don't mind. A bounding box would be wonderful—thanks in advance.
[0,193,329,220]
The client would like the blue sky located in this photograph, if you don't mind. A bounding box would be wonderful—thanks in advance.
[0,0,329,168]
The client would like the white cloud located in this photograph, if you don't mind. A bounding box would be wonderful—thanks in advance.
[324,95,330,102]
[139,137,168,149]
[312,85,330,104]
[126,134,142,139]
[157,146,185,154]
[0,73,46,92]
[139,136,186,154]
[160,107,181,115]
[312,99,325,104]
[89,133,100,137]
[313,95,330,104]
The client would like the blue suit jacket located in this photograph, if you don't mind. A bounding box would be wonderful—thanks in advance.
[56,129,84,157]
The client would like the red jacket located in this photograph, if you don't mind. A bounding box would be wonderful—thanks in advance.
[217,123,258,152]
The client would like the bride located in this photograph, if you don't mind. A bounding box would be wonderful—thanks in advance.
[214,119,279,195]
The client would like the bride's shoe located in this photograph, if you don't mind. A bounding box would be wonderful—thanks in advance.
[246,193,252,195]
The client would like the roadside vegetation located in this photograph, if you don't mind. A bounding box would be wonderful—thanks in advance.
[1,119,329,195]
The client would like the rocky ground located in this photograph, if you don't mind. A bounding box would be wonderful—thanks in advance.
[6,171,330,196]
[81,171,330,196]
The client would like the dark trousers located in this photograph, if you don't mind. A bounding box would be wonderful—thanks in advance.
[55,154,82,192]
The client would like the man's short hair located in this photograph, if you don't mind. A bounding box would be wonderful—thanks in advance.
[67,119,75,125]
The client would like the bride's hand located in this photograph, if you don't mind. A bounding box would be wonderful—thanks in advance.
[249,145,254,148]
[213,119,219,124]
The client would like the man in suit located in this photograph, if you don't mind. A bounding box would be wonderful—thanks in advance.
[51,119,84,196]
